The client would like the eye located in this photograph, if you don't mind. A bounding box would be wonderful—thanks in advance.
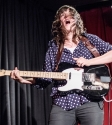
[72,16,75,19]
[68,15,74,19]
[60,13,65,17]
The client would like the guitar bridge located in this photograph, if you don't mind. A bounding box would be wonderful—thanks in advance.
[82,73,96,82]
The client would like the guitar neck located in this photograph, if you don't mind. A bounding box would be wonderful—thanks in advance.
[4,70,68,79]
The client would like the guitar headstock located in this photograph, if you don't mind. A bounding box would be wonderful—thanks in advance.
[0,69,6,76]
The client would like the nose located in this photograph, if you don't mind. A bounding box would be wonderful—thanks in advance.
[64,15,69,19]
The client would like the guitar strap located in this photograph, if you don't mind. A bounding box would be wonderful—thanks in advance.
[55,36,100,71]
[55,44,64,71]
[81,36,100,57]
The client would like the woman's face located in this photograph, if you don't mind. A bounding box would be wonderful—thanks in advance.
[59,9,75,32]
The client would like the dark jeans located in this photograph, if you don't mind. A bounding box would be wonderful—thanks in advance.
[49,101,104,125]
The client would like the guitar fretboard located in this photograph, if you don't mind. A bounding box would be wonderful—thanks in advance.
[4,70,68,79]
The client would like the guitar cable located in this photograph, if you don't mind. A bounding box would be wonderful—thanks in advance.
[102,96,112,102]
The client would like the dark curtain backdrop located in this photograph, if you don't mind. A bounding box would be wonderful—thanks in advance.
[0,0,112,125]
[0,0,53,125]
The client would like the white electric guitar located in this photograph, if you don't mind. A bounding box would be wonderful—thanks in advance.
[0,62,111,98]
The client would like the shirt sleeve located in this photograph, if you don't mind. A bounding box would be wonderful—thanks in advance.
[33,46,54,89]
[87,34,112,55]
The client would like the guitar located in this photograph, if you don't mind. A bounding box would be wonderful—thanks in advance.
[0,62,111,98]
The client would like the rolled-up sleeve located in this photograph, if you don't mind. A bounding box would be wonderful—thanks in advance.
[32,41,57,89]
[87,34,112,55]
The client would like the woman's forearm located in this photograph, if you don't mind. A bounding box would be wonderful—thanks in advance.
[74,50,112,67]
[18,77,35,84]
[88,50,112,65]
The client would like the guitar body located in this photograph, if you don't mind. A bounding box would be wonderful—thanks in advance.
[57,62,111,98]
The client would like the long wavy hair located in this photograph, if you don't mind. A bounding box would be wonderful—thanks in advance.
[52,5,86,49]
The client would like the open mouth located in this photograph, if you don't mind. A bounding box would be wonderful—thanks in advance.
[66,20,70,24]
